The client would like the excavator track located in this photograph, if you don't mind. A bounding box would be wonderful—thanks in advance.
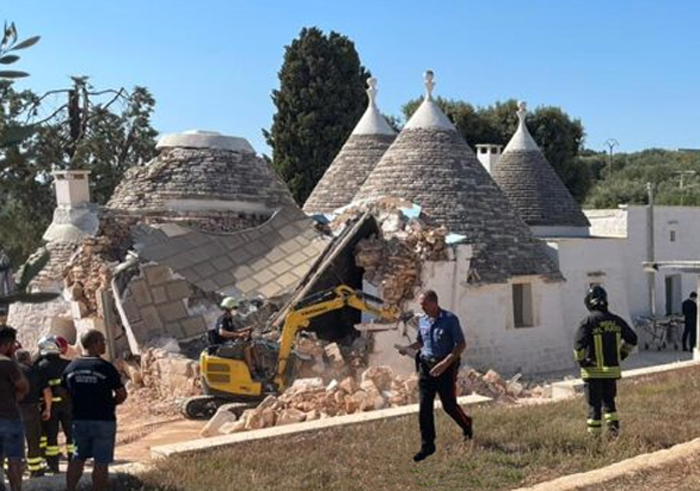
[181,396,257,420]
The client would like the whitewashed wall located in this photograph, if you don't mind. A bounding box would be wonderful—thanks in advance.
[587,206,700,318]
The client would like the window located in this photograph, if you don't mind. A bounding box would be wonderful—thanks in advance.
[512,283,534,328]
[479,147,487,154]
[670,230,676,242]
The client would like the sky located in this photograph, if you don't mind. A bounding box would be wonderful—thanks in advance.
[5,0,700,155]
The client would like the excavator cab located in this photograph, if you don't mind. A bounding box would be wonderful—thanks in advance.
[181,285,400,420]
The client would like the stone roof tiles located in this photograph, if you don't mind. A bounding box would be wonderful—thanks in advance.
[493,102,590,229]
[353,73,561,284]
[303,78,396,214]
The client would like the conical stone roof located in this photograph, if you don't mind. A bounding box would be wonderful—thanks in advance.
[303,78,396,214]
[353,72,560,284]
[493,102,590,230]
[107,130,297,217]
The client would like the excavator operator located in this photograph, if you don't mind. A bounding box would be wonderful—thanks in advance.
[212,297,264,378]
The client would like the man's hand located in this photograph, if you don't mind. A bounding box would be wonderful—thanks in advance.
[41,408,50,421]
[429,359,451,377]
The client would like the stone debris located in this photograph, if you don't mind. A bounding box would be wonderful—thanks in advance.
[211,366,548,436]
[333,200,450,305]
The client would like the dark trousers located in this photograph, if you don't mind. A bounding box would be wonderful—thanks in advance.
[19,403,43,473]
[418,360,472,446]
[682,321,697,350]
[43,401,73,470]
[584,379,619,434]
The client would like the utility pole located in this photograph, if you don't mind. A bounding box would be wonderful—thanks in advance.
[605,138,619,180]
[674,170,696,206]
[647,182,656,318]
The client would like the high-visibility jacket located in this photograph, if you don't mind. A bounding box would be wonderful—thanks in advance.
[573,308,638,379]
[36,354,71,404]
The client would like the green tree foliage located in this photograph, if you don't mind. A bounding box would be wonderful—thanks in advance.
[585,149,700,208]
[0,21,40,80]
[264,27,371,204]
[0,78,158,266]
[401,98,590,201]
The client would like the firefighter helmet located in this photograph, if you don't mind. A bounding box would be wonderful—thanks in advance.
[584,285,608,311]
[38,335,61,356]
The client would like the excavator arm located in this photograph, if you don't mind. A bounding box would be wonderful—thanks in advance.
[273,285,400,389]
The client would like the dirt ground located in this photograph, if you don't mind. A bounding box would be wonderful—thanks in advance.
[113,397,204,463]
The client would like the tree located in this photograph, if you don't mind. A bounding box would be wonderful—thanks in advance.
[401,98,589,200]
[264,27,371,204]
[0,79,158,266]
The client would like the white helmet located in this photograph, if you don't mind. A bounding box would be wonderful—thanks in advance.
[38,335,61,356]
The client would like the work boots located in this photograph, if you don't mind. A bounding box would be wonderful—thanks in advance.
[413,443,436,462]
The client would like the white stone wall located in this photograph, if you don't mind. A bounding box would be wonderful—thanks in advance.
[550,236,631,347]
[370,244,572,376]
[9,297,72,350]
[587,206,700,318]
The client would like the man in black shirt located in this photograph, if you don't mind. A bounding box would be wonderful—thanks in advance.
[15,350,51,478]
[682,292,697,352]
[214,297,261,377]
[63,330,127,491]
[0,327,28,491]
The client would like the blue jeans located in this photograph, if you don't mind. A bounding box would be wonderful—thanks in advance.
[72,420,117,464]
[0,418,24,460]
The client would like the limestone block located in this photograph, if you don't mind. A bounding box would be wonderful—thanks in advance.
[276,408,307,426]
[338,376,358,395]
[151,286,167,305]
[139,305,164,332]
[201,407,238,438]
[130,279,153,307]
[289,377,324,394]
[304,409,320,421]
[159,301,188,323]
[165,281,191,301]
[219,420,246,434]
[144,264,172,286]
[361,366,395,392]
[324,343,344,368]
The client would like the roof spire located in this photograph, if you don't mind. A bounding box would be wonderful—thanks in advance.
[502,100,539,152]
[424,70,435,101]
[367,77,378,107]
[517,101,527,126]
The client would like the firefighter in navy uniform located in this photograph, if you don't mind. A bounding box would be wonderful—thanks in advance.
[574,286,637,436]
[36,335,74,473]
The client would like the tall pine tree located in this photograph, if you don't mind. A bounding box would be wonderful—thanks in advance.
[264,27,370,204]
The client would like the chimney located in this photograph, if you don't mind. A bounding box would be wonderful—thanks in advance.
[475,144,502,175]
[52,170,91,206]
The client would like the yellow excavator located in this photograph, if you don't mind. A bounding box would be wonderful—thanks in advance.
[181,285,401,419]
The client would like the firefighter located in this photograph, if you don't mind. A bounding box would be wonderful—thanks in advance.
[36,335,74,473]
[574,286,638,436]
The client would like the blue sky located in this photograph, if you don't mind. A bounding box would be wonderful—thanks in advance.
[6,0,700,155]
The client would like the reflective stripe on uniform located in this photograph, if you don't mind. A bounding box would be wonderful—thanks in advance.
[45,446,60,456]
[52,397,62,402]
[40,436,47,448]
[587,419,602,434]
[604,412,620,423]
[594,334,604,369]
[580,366,621,379]
[26,457,43,471]
[48,378,62,386]
[66,443,76,453]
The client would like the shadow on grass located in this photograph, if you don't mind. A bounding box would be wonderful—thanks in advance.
[112,473,183,491]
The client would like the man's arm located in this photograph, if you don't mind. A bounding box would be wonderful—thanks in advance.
[114,387,128,405]
[218,326,252,340]
[573,320,591,365]
[619,317,638,360]
[42,387,52,420]
[12,364,29,401]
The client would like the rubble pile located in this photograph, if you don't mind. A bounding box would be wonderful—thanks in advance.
[293,334,373,380]
[333,200,451,304]
[205,366,548,436]
[63,236,116,317]
[116,348,201,415]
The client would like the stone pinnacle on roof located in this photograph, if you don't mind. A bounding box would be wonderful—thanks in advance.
[493,101,590,230]
[303,77,396,214]
[403,70,455,131]
[353,73,561,284]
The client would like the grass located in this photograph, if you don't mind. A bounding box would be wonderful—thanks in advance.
[115,366,700,491]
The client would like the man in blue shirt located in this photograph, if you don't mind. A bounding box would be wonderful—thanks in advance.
[397,289,473,462]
